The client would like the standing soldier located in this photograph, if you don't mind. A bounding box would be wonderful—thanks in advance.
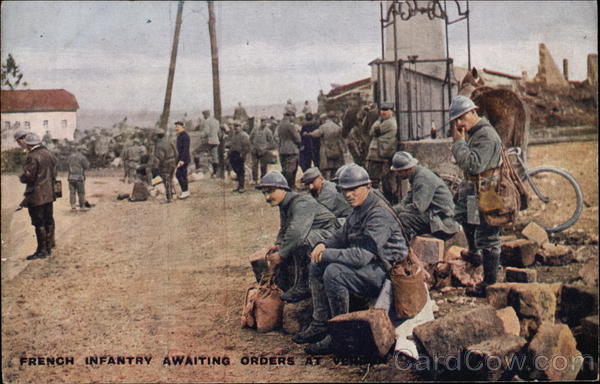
[202,109,221,178]
[175,121,191,199]
[229,121,251,193]
[233,102,249,122]
[19,133,58,260]
[304,111,345,180]
[302,100,312,115]
[277,110,302,189]
[284,99,297,117]
[250,116,275,184]
[67,145,90,210]
[366,102,398,205]
[123,138,146,184]
[299,113,321,172]
[151,128,178,203]
[450,95,503,297]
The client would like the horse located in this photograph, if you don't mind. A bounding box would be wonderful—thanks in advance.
[459,68,530,154]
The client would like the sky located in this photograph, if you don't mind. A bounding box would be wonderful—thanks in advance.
[1,1,597,113]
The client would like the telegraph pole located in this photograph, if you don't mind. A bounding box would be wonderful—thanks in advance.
[159,0,184,130]
[207,0,224,177]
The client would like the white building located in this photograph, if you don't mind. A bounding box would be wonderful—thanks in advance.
[1,89,79,150]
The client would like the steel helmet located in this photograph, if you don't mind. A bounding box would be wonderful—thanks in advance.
[13,129,28,141]
[255,171,290,191]
[448,95,478,122]
[24,133,41,146]
[332,163,358,183]
[300,167,322,185]
[337,165,371,190]
[390,151,419,171]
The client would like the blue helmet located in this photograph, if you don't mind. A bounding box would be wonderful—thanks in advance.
[255,171,290,191]
[332,163,358,183]
[337,165,371,190]
[390,151,418,171]
[13,129,28,141]
[449,95,478,122]
[24,133,41,146]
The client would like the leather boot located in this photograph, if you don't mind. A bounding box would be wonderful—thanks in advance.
[467,249,500,297]
[292,277,329,344]
[47,223,56,249]
[281,253,310,303]
[26,227,48,260]
[461,249,483,267]
[45,225,53,256]
[304,290,349,355]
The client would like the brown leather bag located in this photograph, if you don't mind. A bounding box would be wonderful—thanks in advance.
[389,249,428,318]
[241,274,284,333]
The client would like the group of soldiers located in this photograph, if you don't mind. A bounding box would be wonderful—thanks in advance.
[247,94,502,356]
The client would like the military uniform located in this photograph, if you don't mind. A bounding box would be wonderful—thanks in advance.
[367,116,398,204]
[313,180,352,220]
[67,150,90,209]
[152,135,178,202]
[229,129,251,191]
[205,115,221,175]
[299,118,320,171]
[249,124,275,182]
[393,165,460,241]
[277,117,301,189]
[308,119,345,179]
[176,129,191,194]
[122,141,147,183]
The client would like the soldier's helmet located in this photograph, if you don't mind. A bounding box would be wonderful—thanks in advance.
[300,167,322,185]
[390,151,419,171]
[332,163,358,183]
[24,133,42,146]
[448,95,478,122]
[13,129,28,141]
[337,165,371,190]
[255,171,290,191]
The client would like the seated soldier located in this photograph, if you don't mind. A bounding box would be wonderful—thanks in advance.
[256,171,339,303]
[390,151,460,241]
[300,167,352,224]
[293,165,408,355]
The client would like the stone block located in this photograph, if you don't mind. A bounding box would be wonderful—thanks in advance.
[411,236,444,265]
[573,316,599,358]
[450,260,483,288]
[496,306,521,336]
[501,239,539,267]
[486,283,518,309]
[444,245,465,262]
[443,230,468,252]
[508,283,557,322]
[413,306,505,367]
[463,334,528,381]
[505,267,538,283]
[527,322,583,381]
[282,298,313,335]
[579,257,599,287]
[536,243,575,266]
[521,222,548,246]
[558,284,598,326]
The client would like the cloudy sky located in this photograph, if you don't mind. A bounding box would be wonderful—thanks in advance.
[1,1,597,113]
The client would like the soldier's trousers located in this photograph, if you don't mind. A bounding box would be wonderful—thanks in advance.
[229,151,245,189]
[366,160,398,205]
[251,153,269,182]
[28,202,54,229]
[279,154,299,190]
[159,167,176,201]
[455,181,501,253]
[309,260,387,322]
[175,164,188,192]
[68,180,86,208]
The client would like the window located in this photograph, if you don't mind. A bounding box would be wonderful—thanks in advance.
[61,120,67,130]
[4,121,10,130]
[24,121,30,130]
[43,120,49,130]
[14,121,20,129]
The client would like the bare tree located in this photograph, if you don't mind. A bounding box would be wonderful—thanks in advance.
[1,54,29,90]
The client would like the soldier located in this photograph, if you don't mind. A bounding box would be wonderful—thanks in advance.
[250,116,275,183]
[127,138,147,183]
[175,121,191,199]
[449,95,503,297]
[277,110,302,189]
[14,130,28,150]
[299,113,320,171]
[202,109,221,177]
[302,100,312,115]
[366,102,398,205]
[390,151,460,241]
[229,121,251,193]
[151,128,178,203]
[317,90,327,115]
[300,167,352,223]
[42,130,53,146]
[67,145,90,210]
[284,99,297,117]
[304,110,345,179]
[233,102,249,122]
[19,133,58,260]
[294,165,408,355]
[256,171,338,303]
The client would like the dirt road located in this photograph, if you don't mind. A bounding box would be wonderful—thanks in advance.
[1,141,597,383]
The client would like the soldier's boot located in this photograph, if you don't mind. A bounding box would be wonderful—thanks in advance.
[292,278,329,344]
[305,290,349,355]
[460,249,483,267]
[47,223,56,249]
[26,227,48,260]
[237,174,246,193]
[281,253,310,303]
[467,248,500,297]
[212,163,219,177]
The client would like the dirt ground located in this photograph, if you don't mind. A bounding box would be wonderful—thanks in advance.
[1,141,598,383]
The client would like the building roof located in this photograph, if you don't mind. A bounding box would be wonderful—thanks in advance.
[1,89,79,113]
[482,68,522,80]
[326,77,371,98]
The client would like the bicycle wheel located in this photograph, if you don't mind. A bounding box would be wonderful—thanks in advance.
[519,166,584,233]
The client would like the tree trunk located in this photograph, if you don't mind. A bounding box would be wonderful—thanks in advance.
[207,1,224,177]
[159,0,184,130]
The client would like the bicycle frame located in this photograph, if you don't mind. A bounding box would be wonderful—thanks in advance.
[507,147,550,204]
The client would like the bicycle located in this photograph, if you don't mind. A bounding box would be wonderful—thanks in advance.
[507,147,583,233]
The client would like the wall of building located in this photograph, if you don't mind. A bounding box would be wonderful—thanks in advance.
[1,111,77,150]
